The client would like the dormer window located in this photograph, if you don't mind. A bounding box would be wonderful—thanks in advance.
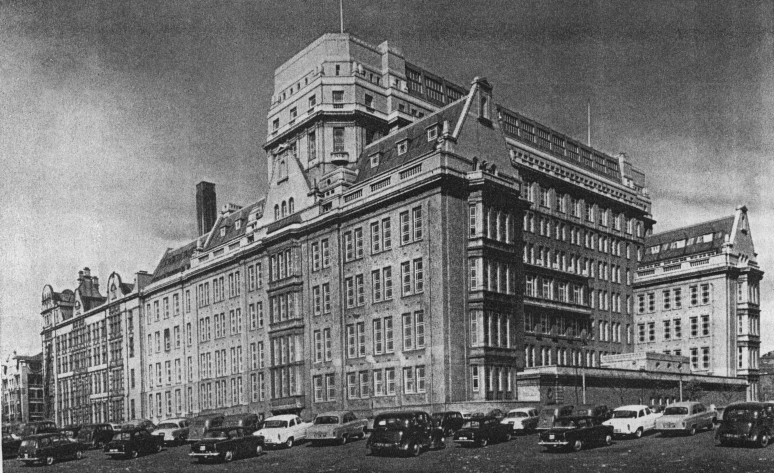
[235,220,241,230]
[289,107,297,121]
[369,152,381,168]
[272,118,279,132]
[308,95,316,109]
[220,227,226,237]
[365,94,373,109]
[427,126,438,142]
[480,95,490,120]
[397,140,408,156]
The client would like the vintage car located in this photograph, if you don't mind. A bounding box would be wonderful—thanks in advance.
[453,416,512,447]
[716,402,774,447]
[714,406,727,425]
[121,419,156,433]
[252,414,311,448]
[538,416,614,452]
[77,423,115,449]
[432,411,465,436]
[2,431,22,458]
[104,427,164,458]
[60,424,82,439]
[307,411,368,445]
[655,402,716,436]
[19,420,58,438]
[537,405,574,431]
[153,418,190,446]
[500,407,539,433]
[189,427,264,462]
[17,432,85,466]
[366,411,445,457]
[574,404,612,424]
[222,413,261,434]
[188,414,224,443]
[603,405,661,438]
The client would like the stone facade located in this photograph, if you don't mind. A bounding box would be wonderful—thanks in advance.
[2,353,44,424]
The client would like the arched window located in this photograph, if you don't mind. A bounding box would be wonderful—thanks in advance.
[288,197,294,214]
[279,159,287,179]
[281,201,287,218]
[274,205,279,220]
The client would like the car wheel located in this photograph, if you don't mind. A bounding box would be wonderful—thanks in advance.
[504,433,512,442]
[130,449,138,459]
[688,426,696,436]
[408,442,420,457]
[76,450,83,460]
[479,437,488,448]
[339,434,348,446]
[604,434,613,446]
[634,428,643,439]
[255,444,263,456]
[155,443,163,453]
[95,441,103,449]
[571,439,583,452]
[758,433,769,448]
[437,437,446,450]
[45,456,55,466]
[285,437,294,449]
[224,450,234,462]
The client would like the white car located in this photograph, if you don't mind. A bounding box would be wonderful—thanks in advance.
[253,414,311,448]
[500,408,539,433]
[603,405,662,438]
[152,418,190,445]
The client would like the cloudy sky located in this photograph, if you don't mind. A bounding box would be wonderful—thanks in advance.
[1,0,773,359]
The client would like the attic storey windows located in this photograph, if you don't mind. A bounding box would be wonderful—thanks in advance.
[397,140,408,155]
[333,127,345,152]
[369,152,380,168]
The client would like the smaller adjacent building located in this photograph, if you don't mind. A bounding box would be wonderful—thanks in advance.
[633,206,763,400]
[2,352,44,424]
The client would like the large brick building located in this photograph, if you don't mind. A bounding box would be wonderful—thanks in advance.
[633,206,764,400]
[42,32,662,423]
[2,352,44,424]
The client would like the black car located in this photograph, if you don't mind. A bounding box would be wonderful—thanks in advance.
[366,411,445,457]
[2,432,22,459]
[19,420,58,437]
[432,411,464,436]
[60,424,82,439]
[104,427,164,459]
[77,423,115,449]
[17,432,85,466]
[538,415,614,452]
[222,413,261,434]
[574,404,612,424]
[453,416,512,447]
[189,427,264,462]
[716,402,774,448]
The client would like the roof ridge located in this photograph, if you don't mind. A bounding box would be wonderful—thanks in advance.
[649,215,734,238]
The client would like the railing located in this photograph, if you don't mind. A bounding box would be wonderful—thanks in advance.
[400,164,422,179]
[690,259,709,267]
[344,190,362,202]
[663,264,681,272]
[370,178,391,192]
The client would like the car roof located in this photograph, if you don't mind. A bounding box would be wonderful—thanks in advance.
[316,411,351,417]
[665,402,699,407]
[375,411,428,417]
[465,416,497,422]
[727,402,768,409]
[265,414,299,421]
[508,408,536,413]
[614,405,650,410]
[27,433,62,438]
[557,415,593,421]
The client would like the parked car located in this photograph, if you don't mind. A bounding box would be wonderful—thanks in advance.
[19,420,58,438]
[189,427,264,462]
[153,418,190,446]
[2,431,22,458]
[538,415,614,452]
[121,419,156,433]
[500,408,539,433]
[537,405,574,431]
[222,413,261,434]
[650,404,666,414]
[432,411,465,436]
[188,414,224,443]
[655,402,716,436]
[603,405,661,438]
[366,411,445,457]
[104,427,164,459]
[17,432,85,466]
[716,402,774,447]
[252,414,310,448]
[453,416,512,447]
[60,424,82,439]
[574,404,612,424]
[713,406,727,425]
[307,411,368,445]
[77,423,115,449]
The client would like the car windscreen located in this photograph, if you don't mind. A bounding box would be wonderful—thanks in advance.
[461,421,480,429]
[725,408,760,421]
[314,416,340,425]
[507,412,529,418]
[612,410,637,419]
[553,419,578,429]
[540,409,558,417]
[263,420,288,429]
[157,423,179,429]
[204,431,228,439]
[374,417,410,430]
[664,407,689,416]
[115,432,133,441]
[20,426,37,437]
[20,439,37,448]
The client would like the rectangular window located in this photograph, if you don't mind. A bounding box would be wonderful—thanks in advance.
[346,324,356,359]
[373,370,384,396]
[701,314,710,336]
[469,205,478,237]
[333,127,345,152]
[690,286,698,306]
[702,347,710,369]
[401,261,412,296]
[674,288,682,309]
[674,319,682,339]
[701,284,710,304]
[691,348,699,369]
[412,207,423,241]
[313,286,321,315]
[372,270,382,302]
[373,319,383,354]
[663,290,671,310]
[356,273,365,305]
[690,316,698,337]
[403,313,414,351]
[325,374,335,401]
[414,258,424,293]
[663,320,671,340]
[324,328,332,361]
[385,317,394,353]
[403,367,415,393]
[416,366,426,393]
[322,283,331,313]
[347,373,357,399]
[638,323,646,343]
[400,211,410,245]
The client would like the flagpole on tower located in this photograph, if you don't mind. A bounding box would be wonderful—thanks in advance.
[340,0,344,33]
[587,100,591,147]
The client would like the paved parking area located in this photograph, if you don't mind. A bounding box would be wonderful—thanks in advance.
[5,428,774,473]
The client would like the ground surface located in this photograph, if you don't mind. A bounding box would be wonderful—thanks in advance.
[4,428,774,473]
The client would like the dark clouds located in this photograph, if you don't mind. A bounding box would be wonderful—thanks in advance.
[1,0,773,356]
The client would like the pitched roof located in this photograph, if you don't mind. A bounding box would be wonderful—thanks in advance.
[641,216,734,264]
[151,240,198,283]
[202,200,264,251]
[76,278,106,311]
[354,100,466,184]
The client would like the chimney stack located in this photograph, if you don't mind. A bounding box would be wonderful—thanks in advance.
[196,182,217,237]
